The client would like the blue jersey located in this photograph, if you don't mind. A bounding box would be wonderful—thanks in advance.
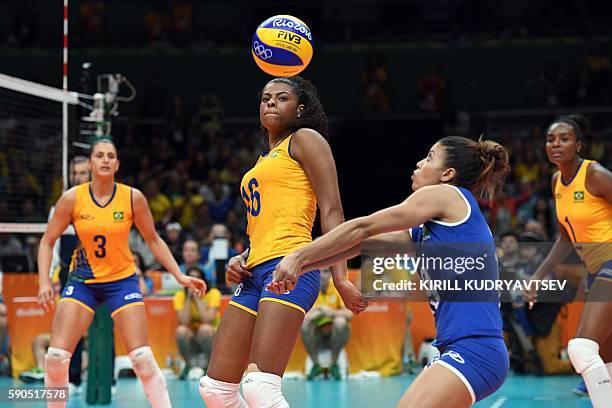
[411,186,503,347]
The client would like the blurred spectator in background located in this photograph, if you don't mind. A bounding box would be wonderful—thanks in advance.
[172,182,205,228]
[589,128,606,163]
[585,43,611,104]
[0,234,24,257]
[417,64,446,112]
[174,266,220,379]
[361,54,390,113]
[133,252,153,296]
[301,268,352,381]
[24,236,39,273]
[197,94,224,134]
[164,222,184,263]
[130,228,156,270]
[179,239,208,278]
[144,0,169,47]
[79,0,106,46]
[145,179,172,227]
[171,0,193,46]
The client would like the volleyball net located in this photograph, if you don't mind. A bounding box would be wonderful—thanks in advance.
[0,73,80,234]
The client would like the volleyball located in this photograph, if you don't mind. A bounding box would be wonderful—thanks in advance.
[251,15,313,77]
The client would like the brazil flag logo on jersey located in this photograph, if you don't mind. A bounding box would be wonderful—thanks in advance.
[113,211,124,221]
[573,191,585,202]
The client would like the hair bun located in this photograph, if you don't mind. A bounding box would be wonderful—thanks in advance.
[476,138,509,174]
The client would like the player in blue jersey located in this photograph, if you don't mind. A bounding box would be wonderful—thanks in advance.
[271,136,511,407]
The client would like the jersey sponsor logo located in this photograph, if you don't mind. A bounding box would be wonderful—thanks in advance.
[269,151,279,158]
[555,193,562,200]
[573,191,585,202]
[113,211,124,221]
[441,350,465,364]
[124,292,143,301]
[79,214,94,221]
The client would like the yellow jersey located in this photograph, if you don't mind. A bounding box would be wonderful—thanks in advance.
[173,288,222,327]
[313,281,345,310]
[554,160,612,273]
[69,183,136,283]
[240,135,317,268]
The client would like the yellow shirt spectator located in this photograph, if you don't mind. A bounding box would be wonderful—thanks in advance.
[172,193,205,227]
[173,287,222,326]
[148,193,172,223]
[313,282,344,310]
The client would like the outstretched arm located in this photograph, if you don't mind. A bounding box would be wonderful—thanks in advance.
[271,185,454,292]
[301,231,413,272]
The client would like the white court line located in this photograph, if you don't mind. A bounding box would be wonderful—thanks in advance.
[489,396,507,408]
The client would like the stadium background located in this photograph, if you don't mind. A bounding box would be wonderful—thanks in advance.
[0,1,610,407]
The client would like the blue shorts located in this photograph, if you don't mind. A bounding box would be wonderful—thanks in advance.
[428,336,509,403]
[60,274,144,318]
[586,260,612,291]
[229,257,320,316]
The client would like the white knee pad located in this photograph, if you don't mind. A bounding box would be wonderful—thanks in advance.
[242,371,289,408]
[199,376,247,408]
[44,347,71,382]
[568,338,603,374]
[128,346,158,379]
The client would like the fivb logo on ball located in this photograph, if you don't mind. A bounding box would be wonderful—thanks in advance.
[252,15,314,77]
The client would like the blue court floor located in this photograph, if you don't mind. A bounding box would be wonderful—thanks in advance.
[0,373,593,407]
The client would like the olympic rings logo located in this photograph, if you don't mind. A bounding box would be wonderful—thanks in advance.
[253,41,273,60]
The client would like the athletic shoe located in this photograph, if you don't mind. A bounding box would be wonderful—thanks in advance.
[307,364,324,381]
[572,380,588,397]
[329,364,341,381]
[19,367,44,383]
[187,367,205,381]
[179,364,192,380]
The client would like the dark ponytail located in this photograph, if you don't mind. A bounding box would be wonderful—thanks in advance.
[438,136,510,201]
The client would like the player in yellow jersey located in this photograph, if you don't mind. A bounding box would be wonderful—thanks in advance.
[199,76,368,408]
[37,138,205,408]
[525,115,612,408]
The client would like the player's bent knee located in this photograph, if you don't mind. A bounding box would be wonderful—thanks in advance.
[176,325,193,339]
[44,347,71,381]
[129,346,158,379]
[197,323,215,339]
[568,338,602,374]
[242,371,289,408]
[333,316,348,330]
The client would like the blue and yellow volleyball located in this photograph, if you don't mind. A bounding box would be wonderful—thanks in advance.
[252,15,313,77]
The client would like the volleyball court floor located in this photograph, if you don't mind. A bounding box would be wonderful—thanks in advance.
[0,373,592,407]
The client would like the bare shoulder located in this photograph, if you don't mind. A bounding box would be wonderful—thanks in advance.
[586,161,612,178]
[292,128,328,147]
[291,128,332,162]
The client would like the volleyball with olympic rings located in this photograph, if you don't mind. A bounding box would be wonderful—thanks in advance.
[251,15,313,77]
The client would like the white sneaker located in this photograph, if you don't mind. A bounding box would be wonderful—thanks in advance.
[187,367,205,381]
